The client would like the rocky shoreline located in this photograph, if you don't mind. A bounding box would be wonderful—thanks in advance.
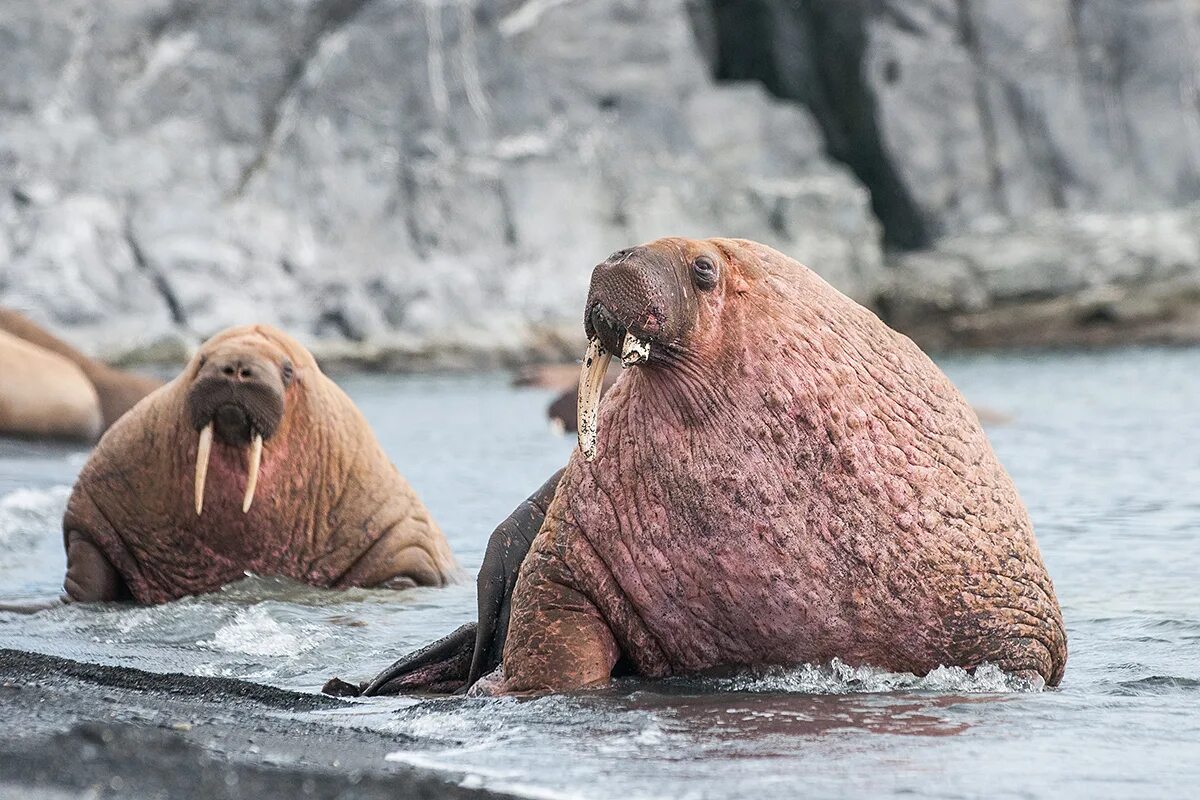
[0,648,509,800]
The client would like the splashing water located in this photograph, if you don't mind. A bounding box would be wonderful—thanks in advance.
[1,360,1198,799]
[0,485,71,550]
[704,659,1042,694]
[205,606,329,657]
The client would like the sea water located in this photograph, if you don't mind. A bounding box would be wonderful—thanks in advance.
[2,350,1198,798]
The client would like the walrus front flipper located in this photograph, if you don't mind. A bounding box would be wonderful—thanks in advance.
[362,622,479,695]
[468,468,564,685]
[63,530,131,603]
[348,468,564,697]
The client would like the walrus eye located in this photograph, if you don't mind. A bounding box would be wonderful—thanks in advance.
[281,360,294,387]
[692,256,718,290]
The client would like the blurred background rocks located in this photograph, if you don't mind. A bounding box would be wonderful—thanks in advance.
[2,0,1198,366]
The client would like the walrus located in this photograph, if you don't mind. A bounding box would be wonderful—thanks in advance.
[0,309,163,432]
[62,324,459,604]
[546,374,617,434]
[334,237,1065,697]
[0,329,103,440]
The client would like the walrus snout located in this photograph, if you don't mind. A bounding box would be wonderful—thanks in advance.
[186,354,287,443]
[186,349,290,516]
[577,244,691,461]
[587,303,629,356]
[584,245,679,348]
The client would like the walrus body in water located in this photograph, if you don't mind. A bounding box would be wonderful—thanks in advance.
[335,238,1065,696]
[62,324,459,604]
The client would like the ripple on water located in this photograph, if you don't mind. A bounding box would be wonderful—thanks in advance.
[0,485,70,549]
[205,606,329,657]
[2,361,1199,800]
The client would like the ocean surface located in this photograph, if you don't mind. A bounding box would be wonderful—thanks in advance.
[2,349,1198,799]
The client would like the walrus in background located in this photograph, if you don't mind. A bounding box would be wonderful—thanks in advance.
[546,374,617,434]
[0,329,103,440]
[63,324,459,604]
[0,309,163,432]
[339,237,1065,698]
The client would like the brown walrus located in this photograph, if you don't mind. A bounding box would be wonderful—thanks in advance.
[337,237,1065,697]
[0,309,163,432]
[0,329,103,440]
[546,374,617,434]
[62,324,459,604]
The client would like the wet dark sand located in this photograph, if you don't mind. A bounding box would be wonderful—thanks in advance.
[0,648,508,800]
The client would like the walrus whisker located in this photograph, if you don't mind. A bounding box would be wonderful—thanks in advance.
[577,337,613,461]
[242,431,263,513]
[195,421,213,515]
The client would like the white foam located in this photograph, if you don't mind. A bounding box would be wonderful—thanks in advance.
[205,606,326,657]
[0,485,71,548]
[710,658,1041,694]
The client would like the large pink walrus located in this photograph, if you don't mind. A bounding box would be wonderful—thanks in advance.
[339,238,1066,697]
[63,324,458,604]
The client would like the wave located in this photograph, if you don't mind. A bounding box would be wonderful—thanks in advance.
[0,485,71,549]
[203,606,330,657]
[695,658,1042,694]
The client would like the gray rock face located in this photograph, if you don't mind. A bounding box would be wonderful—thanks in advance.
[883,208,1200,347]
[2,0,1199,362]
[0,0,878,364]
[708,0,1200,240]
[705,0,1200,345]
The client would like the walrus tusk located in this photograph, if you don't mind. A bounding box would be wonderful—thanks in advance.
[621,332,651,367]
[242,432,263,513]
[577,337,612,461]
[195,422,213,515]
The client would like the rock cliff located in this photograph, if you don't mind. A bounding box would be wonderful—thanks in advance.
[1,0,1197,363]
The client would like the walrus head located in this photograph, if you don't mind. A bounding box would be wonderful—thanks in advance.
[185,330,296,515]
[578,238,741,460]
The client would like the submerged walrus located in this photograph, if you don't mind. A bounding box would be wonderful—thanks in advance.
[63,324,458,604]
[0,309,162,434]
[335,237,1065,697]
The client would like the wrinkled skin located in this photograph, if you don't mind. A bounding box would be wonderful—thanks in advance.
[63,324,459,604]
[0,309,162,433]
[344,238,1066,697]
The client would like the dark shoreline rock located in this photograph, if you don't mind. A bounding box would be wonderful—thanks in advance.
[0,648,509,800]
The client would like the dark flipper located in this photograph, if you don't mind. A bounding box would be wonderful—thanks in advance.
[360,622,479,695]
[63,531,131,603]
[468,468,563,685]
[343,468,564,697]
[2,532,128,614]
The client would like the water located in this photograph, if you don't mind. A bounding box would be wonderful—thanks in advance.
[2,352,1198,798]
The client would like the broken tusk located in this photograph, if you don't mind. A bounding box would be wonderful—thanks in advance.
[620,332,651,367]
[195,422,213,515]
[577,337,613,462]
[242,432,263,513]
